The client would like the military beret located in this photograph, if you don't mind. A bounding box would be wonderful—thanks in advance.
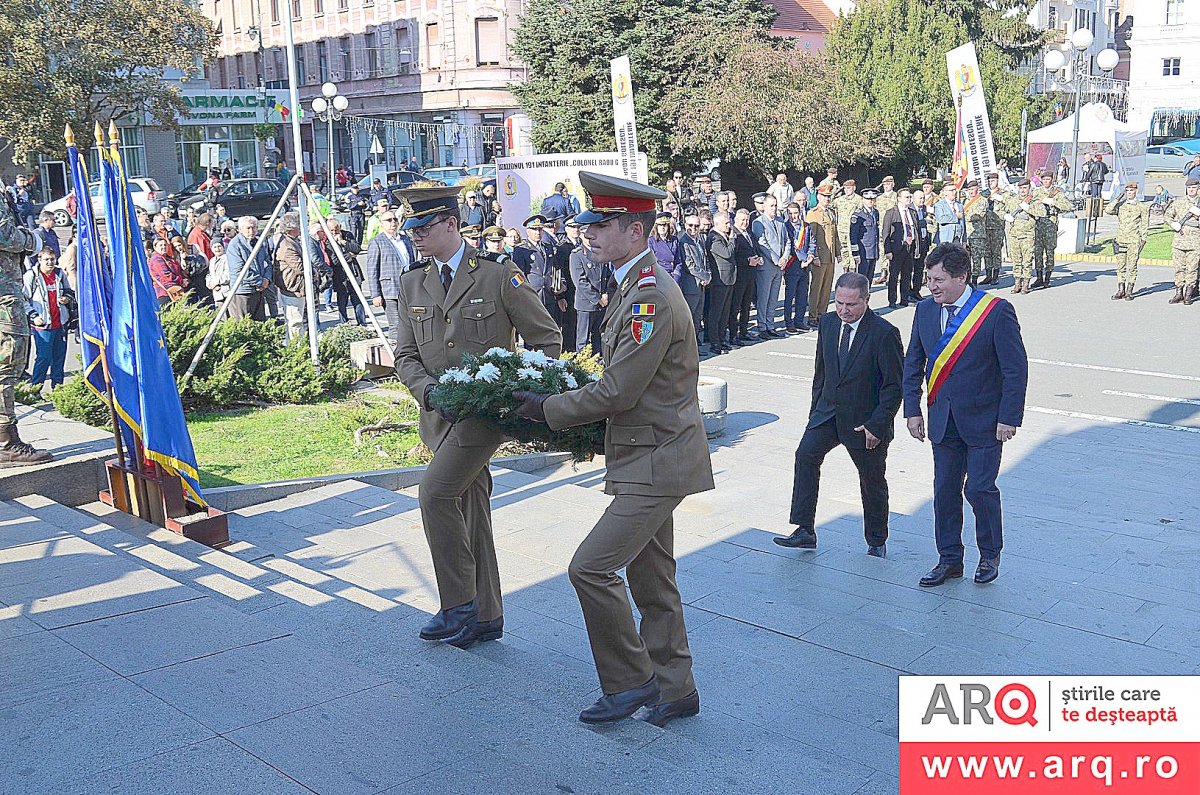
[963,178,979,188]
[843,179,856,188]
[1187,177,1200,187]
[861,189,878,199]
[1018,178,1032,187]
[882,175,895,183]
[523,214,551,229]
[482,225,505,241]
[1124,181,1140,189]
[987,172,1000,180]
[816,185,834,196]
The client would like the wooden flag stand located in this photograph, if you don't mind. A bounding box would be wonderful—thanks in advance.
[100,459,230,548]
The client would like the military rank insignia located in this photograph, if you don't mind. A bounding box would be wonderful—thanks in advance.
[631,303,655,345]
[637,264,656,289]
[510,272,527,288]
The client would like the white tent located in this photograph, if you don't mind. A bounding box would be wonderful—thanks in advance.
[1026,102,1148,199]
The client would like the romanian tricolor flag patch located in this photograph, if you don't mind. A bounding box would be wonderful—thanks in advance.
[631,303,655,317]
[510,272,527,288]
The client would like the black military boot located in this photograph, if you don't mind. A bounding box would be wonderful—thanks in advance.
[1124,283,1135,301]
[1111,283,1126,300]
[1169,287,1184,304]
[1185,286,1197,306]
[0,425,54,467]
[1029,269,1045,290]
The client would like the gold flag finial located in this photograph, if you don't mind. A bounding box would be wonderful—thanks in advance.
[93,122,104,147]
[108,120,121,146]
[64,124,75,147]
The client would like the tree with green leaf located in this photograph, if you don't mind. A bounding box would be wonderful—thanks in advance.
[825,0,1050,177]
[0,0,215,163]
[511,0,777,180]
[668,24,889,179]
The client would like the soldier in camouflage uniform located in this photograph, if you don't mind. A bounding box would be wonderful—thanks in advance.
[833,179,863,272]
[1164,176,1200,305]
[962,179,989,286]
[1029,170,1073,289]
[981,172,1006,284]
[874,176,897,284]
[817,167,840,199]
[0,193,54,465]
[1104,182,1150,301]
[994,179,1046,294]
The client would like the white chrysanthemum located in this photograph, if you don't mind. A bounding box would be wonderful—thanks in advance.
[519,349,553,367]
[484,347,514,358]
[439,369,471,384]
[517,367,543,381]
[475,363,501,382]
[588,373,601,382]
[563,373,578,389]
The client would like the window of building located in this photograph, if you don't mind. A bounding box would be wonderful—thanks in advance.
[425,23,441,70]
[291,0,301,19]
[88,127,147,178]
[271,0,279,23]
[314,0,323,12]
[339,37,351,79]
[475,18,501,66]
[338,0,347,9]
[236,53,246,89]
[318,41,330,82]
[297,45,307,84]
[365,32,379,76]
[1163,57,1181,76]
[231,0,240,31]
[176,125,258,187]
[1167,0,1184,25]
[396,27,412,70]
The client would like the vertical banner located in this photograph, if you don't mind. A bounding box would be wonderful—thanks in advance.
[950,100,969,189]
[946,43,998,185]
[610,55,646,184]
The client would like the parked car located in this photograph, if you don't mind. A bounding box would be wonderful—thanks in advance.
[334,170,424,210]
[1146,144,1194,172]
[466,164,496,180]
[175,178,288,218]
[1162,137,1200,154]
[421,167,469,186]
[43,178,165,228]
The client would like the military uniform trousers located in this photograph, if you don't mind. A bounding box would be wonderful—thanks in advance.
[984,228,1004,273]
[1007,234,1035,280]
[1116,240,1142,283]
[418,429,503,622]
[806,259,835,324]
[1172,245,1200,288]
[1032,220,1058,273]
[0,333,30,427]
[569,494,696,702]
[968,236,989,279]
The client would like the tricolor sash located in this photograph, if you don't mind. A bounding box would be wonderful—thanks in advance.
[925,291,1001,406]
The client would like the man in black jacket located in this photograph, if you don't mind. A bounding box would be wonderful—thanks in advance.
[882,188,921,308]
[775,272,904,557]
[703,212,736,355]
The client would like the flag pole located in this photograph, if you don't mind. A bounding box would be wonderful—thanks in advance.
[77,122,129,472]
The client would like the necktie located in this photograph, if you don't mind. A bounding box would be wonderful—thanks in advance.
[944,304,958,332]
[440,263,453,293]
[902,210,913,245]
[838,323,852,363]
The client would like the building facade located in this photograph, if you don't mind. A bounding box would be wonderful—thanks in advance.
[1126,0,1200,140]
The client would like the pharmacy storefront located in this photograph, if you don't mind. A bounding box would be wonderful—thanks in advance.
[174,89,292,188]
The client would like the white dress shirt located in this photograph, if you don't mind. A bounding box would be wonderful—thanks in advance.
[941,285,973,333]
[613,248,653,287]
[433,240,467,280]
[839,315,864,351]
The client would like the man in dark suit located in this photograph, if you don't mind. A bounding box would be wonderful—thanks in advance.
[903,243,1029,587]
[775,272,903,556]
[882,188,920,309]
[850,189,881,285]
[678,213,711,344]
[705,211,737,355]
[365,208,417,340]
[569,230,609,354]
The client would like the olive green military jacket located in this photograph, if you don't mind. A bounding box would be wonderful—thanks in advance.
[0,203,38,336]
[543,251,715,499]
[1105,196,1150,245]
[995,193,1047,237]
[1165,196,1200,252]
[963,193,989,240]
[394,243,562,450]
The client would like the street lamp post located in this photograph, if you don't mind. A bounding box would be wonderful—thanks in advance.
[311,82,348,194]
[1043,29,1120,203]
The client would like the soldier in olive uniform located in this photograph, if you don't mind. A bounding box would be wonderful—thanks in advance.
[1165,177,1200,305]
[873,177,897,285]
[962,179,989,286]
[513,172,714,729]
[818,167,841,199]
[393,186,561,649]
[0,194,54,466]
[981,173,1006,284]
[1029,170,1073,289]
[1105,182,1150,301]
[995,179,1046,294]
[833,179,863,272]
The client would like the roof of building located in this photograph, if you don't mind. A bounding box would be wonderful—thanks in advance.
[766,0,837,37]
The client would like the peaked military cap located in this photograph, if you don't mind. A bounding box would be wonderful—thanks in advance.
[396,185,460,230]
[816,185,834,196]
[752,192,767,202]
[482,225,505,241]
[523,214,552,229]
[564,215,580,228]
[460,224,482,239]
[861,188,879,199]
[655,211,672,221]
[574,171,667,225]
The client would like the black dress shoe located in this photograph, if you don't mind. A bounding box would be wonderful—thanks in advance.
[708,346,724,356]
[974,558,1000,584]
[784,325,798,335]
[919,563,964,587]
[888,302,899,309]
[867,543,887,558]
[773,527,817,549]
[446,616,504,649]
[807,319,821,329]
[419,600,477,641]
[730,337,746,348]
[636,690,700,728]
[579,678,660,724]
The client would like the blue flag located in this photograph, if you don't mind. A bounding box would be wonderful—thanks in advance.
[99,140,207,506]
[66,134,114,404]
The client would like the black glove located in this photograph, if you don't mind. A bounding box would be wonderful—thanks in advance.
[424,385,458,424]
[511,390,548,423]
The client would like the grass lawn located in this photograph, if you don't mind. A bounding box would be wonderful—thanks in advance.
[189,396,425,487]
[1086,226,1174,260]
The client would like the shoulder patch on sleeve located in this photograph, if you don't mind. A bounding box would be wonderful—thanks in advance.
[510,271,527,288]
[637,263,656,289]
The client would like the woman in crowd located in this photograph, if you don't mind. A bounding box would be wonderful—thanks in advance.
[149,237,187,307]
[206,239,230,305]
[172,235,211,306]
[1054,158,1070,189]
[504,227,522,256]
[219,219,238,246]
[648,212,684,283]
[23,249,75,392]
